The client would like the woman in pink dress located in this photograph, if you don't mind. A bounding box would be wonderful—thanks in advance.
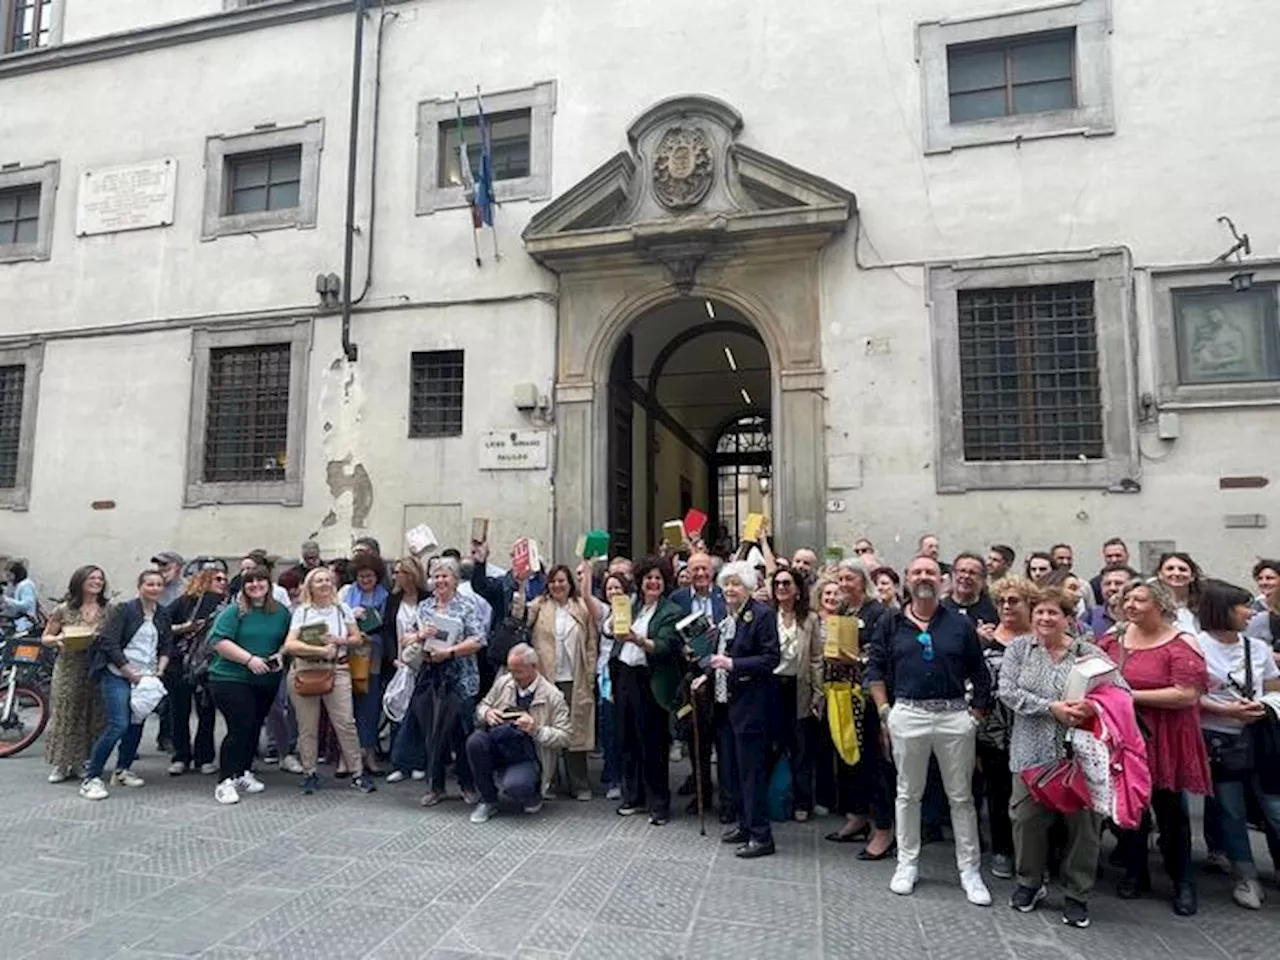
[1101,578,1211,916]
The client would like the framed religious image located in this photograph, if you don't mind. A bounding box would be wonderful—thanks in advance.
[1172,286,1280,385]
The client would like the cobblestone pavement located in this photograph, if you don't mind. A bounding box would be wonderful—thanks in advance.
[2,727,1278,959]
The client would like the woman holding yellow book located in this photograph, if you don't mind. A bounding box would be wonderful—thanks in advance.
[41,566,110,784]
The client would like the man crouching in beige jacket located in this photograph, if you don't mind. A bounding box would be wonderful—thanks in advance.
[467,643,571,823]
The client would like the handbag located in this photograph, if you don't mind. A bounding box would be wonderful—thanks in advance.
[825,680,861,767]
[1020,751,1092,815]
[1204,636,1257,776]
[292,665,335,697]
[382,664,415,723]
[400,639,425,672]
[348,649,372,695]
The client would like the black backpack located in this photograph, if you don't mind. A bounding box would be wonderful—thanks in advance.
[182,596,230,689]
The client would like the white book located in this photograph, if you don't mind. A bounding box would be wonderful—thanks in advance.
[425,612,464,647]
[1063,656,1118,702]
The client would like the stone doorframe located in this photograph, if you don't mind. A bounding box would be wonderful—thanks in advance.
[522,95,857,562]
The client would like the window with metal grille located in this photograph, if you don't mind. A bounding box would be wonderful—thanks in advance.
[202,344,291,483]
[957,283,1104,462]
[437,110,532,188]
[409,351,464,438]
[225,146,302,216]
[4,0,54,53]
[0,364,25,489]
[947,29,1076,123]
[0,185,40,246]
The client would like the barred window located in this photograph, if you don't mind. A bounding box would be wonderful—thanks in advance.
[947,30,1076,124]
[0,185,40,247]
[202,344,291,483]
[957,283,1104,462]
[0,364,24,489]
[409,350,464,438]
[225,146,302,215]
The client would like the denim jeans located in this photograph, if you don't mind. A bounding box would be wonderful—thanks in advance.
[264,672,297,756]
[1215,776,1280,879]
[353,671,383,751]
[390,711,427,773]
[597,696,621,789]
[87,673,144,779]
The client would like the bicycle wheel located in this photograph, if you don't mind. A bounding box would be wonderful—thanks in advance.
[0,685,50,758]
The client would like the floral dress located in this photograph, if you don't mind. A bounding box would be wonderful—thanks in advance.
[44,602,107,773]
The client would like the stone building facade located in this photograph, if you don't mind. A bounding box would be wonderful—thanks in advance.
[1,0,1277,589]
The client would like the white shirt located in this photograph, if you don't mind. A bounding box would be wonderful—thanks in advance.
[691,590,713,620]
[1200,631,1279,734]
[290,602,355,639]
[553,602,576,682]
[395,600,420,643]
[111,615,159,676]
[273,584,292,610]
[775,617,801,677]
[621,604,655,667]
[1174,606,1200,635]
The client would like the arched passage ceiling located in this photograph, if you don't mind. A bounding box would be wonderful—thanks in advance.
[628,298,770,445]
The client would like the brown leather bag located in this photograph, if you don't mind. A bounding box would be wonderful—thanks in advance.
[292,666,335,697]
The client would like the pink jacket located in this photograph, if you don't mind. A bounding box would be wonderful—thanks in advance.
[1073,684,1152,830]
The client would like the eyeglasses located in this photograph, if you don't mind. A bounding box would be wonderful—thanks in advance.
[855,546,875,554]
[916,631,934,662]
[213,576,228,583]
[997,596,1023,606]
[775,579,795,588]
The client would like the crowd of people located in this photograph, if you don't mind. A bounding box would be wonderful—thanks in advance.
[6,530,1280,930]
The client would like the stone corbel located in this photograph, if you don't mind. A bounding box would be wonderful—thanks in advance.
[637,237,716,291]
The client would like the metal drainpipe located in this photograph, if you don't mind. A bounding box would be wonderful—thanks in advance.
[340,0,368,362]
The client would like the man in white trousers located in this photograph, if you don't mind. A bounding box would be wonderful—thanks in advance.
[865,554,993,906]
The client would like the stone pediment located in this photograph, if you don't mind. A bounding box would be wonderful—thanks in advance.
[523,95,856,281]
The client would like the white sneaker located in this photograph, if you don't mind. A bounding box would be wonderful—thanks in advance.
[605,786,622,800]
[48,767,71,784]
[112,769,145,788]
[215,778,241,805]
[961,870,992,907]
[470,802,498,824]
[236,771,266,794]
[385,770,406,784]
[167,760,187,776]
[1233,878,1263,910]
[281,755,305,774]
[668,742,685,762]
[523,801,544,814]
[410,769,426,781]
[198,762,219,776]
[890,864,918,896]
[79,777,109,801]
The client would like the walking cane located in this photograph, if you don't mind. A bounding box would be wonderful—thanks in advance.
[686,678,707,837]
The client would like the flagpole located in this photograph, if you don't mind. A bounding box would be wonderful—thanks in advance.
[476,84,501,262]
[454,92,482,268]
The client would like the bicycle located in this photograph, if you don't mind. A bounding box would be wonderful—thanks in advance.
[0,626,52,758]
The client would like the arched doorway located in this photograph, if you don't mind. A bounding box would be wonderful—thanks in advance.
[606,298,771,557]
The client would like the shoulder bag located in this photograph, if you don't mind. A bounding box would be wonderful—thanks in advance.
[1202,636,1255,776]
[292,606,338,697]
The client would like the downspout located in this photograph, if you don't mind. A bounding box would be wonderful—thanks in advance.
[340,0,368,362]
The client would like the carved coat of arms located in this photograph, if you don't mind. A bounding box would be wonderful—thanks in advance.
[652,126,713,210]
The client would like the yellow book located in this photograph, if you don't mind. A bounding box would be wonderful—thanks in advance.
[610,595,632,637]
[743,513,765,544]
[662,520,685,548]
[824,615,860,660]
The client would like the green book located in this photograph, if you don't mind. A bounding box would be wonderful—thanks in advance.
[299,623,329,646]
[357,607,383,635]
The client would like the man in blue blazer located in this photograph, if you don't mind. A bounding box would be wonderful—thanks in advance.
[705,561,780,859]
[670,553,728,815]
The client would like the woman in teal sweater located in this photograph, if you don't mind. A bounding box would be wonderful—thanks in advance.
[207,566,291,805]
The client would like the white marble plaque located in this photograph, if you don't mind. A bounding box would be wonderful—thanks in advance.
[479,430,549,470]
[76,158,177,236]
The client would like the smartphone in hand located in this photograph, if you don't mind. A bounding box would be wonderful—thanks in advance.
[266,653,285,672]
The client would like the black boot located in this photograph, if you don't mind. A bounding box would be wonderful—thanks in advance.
[1172,880,1197,916]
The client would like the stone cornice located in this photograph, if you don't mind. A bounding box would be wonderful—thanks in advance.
[0,0,396,80]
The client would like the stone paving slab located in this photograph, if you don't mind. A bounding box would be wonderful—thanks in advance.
[1,723,1278,959]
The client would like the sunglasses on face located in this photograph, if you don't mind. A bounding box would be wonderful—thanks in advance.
[916,631,934,662]
[997,596,1022,606]
[775,578,795,588]
[855,546,875,554]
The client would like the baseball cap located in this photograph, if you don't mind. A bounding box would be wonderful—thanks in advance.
[151,550,184,567]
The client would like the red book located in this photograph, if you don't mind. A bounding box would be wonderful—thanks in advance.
[512,538,531,580]
[683,508,708,538]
